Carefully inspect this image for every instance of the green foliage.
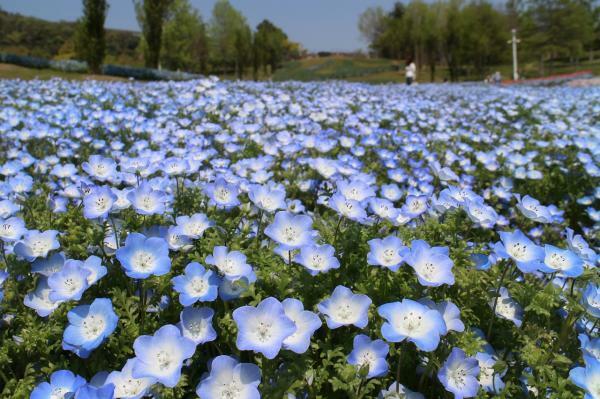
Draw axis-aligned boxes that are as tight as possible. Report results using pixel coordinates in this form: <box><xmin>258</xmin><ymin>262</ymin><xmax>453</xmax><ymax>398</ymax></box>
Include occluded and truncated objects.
<box><xmin>161</xmin><ymin>0</ymin><xmax>208</xmax><ymax>73</ymax></box>
<box><xmin>75</xmin><ymin>0</ymin><xmax>108</xmax><ymax>74</ymax></box>
<box><xmin>134</xmin><ymin>0</ymin><xmax>174</xmax><ymax>68</ymax></box>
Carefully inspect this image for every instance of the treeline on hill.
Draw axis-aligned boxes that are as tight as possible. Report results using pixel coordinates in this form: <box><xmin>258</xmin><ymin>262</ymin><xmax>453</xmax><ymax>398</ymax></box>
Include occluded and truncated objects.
<box><xmin>0</xmin><ymin>9</ymin><xmax>140</xmax><ymax>66</ymax></box>
<box><xmin>360</xmin><ymin>0</ymin><xmax>600</xmax><ymax>81</ymax></box>
<box><xmin>0</xmin><ymin>0</ymin><xmax>302</xmax><ymax>77</ymax></box>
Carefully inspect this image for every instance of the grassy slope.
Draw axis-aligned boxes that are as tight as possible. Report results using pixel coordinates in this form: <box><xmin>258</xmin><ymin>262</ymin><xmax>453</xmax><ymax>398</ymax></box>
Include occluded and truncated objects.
<box><xmin>0</xmin><ymin>63</ymin><xmax>125</xmax><ymax>81</ymax></box>
<box><xmin>273</xmin><ymin>56</ymin><xmax>600</xmax><ymax>84</ymax></box>
<box><xmin>2</xmin><ymin>56</ymin><xmax>599</xmax><ymax>83</ymax></box>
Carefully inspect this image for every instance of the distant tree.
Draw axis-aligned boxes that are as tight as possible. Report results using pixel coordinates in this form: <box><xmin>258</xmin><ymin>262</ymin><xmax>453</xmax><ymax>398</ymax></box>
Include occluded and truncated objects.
<box><xmin>254</xmin><ymin>20</ymin><xmax>288</xmax><ymax>78</ymax></box>
<box><xmin>161</xmin><ymin>0</ymin><xmax>208</xmax><ymax>73</ymax></box>
<box><xmin>134</xmin><ymin>0</ymin><xmax>173</xmax><ymax>68</ymax></box>
<box><xmin>521</xmin><ymin>0</ymin><xmax>595</xmax><ymax>74</ymax></box>
<box><xmin>75</xmin><ymin>0</ymin><xmax>108</xmax><ymax>73</ymax></box>
<box><xmin>208</xmin><ymin>0</ymin><xmax>250</xmax><ymax>74</ymax></box>
<box><xmin>358</xmin><ymin>7</ymin><xmax>386</xmax><ymax>46</ymax></box>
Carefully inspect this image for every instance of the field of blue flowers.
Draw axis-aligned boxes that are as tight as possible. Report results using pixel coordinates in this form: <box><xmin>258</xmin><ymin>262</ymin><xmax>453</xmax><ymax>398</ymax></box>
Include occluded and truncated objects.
<box><xmin>0</xmin><ymin>78</ymin><xmax>598</xmax><ymax>398</ymax></box>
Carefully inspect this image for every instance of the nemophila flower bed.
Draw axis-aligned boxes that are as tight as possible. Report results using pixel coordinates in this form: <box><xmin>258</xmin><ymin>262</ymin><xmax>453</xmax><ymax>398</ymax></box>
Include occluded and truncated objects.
<box><xmin>0</xmin><ymin>78</ymin><xmax>598</xmax><ymax>399</ymax></box>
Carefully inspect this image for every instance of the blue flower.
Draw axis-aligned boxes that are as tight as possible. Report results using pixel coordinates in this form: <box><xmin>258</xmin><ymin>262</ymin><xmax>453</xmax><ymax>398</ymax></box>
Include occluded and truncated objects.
<box><xmin>127</xmin><ymin>182</ymin><xmax>168</xmax><ymax>215</ymax></box>
<box><xmin>378</xmin><ymin>382</ymin><xmax>424</xmax><ymax>398</ymax></box>
<box><xmin>132</xmin><ymin>324</ymin><xmax>196</xmax><ymax>388</ymax></box>
<box><xmin>569</xmin><ymin>356</ymin><xmax>600</xmax><ymax>399</ymax></box>
<box><xmin>578</xmin><ymin>333</ymin><xmax>600</xmax><ymax>361</ymax></box>
<box><xmin>24</xmin><ymin>278</ymin><xmax>62</xmax><ymax>317</ymax></box>
<box><xmin>48</xmin><ymin>261</ymin><xmax>91</xmax><ymax>302</ymax></box>
<box><xmin>317</xmin><ymin>285</ymin><xmax>371</xmax><ymax>329</ymax></box>
<box><xmin>367</xmin><ymin>235</ymin><xmax>408</xmax><ymax>272</ymax></box>
<box><xmin>30</xmin><ymin>369</ymin><xmax>86</xmax><ymax>399</ymax></box>
<box><xmin>175</xmin><ymin>213</ymin><xmax>214</xmax><ymax>239</ymax></box>
<box><xmin>233</xmin><ymin>297</ymin><xmax>296</xmax><ymax>359</ymax></box>
<box><xmin>83</xmin><ymin>186</ymin><xmax>117</xmax><ymax>219</ymax></box>
<box><xmin>565</xmin><ymin>228</ymin><xmax>596</xmax><ymax>261</ymax></box>
<box><xmin>205</xmin><ymin>246</ymin><xmax>255</xmax><ymax>282</ymax></box>
<box><xmin>219</xmin><ymin>276</ymin><xmax>255</xmax><ymax>301</ymax></box>
<box><xmin>540</xmin><ymin>244</ymin><xmax>583</xmax><ymax>278</ymax></box>
<box><xmin>401</xmin><ymin>195</ymin><xmax>428</xmax><ymax>219</ymax></box>
<box><xmin>0</xmin><ymin>216</ymin><xmax>26</xmax><ymax>242</ymax></box>
<box><xmin>74</xmin><ymin>383</ymin><xmax>115</xmax><ymax>399</ymax></box>
<box><xmin>378</xmin><ymin>299</ymin><xmax>446</xmax><ymax>351</ymax></box>
<box><xmin>294</xmin><ymin>243</ymin><xmax>339</xmax><ymax>275</ymax></box>
<box><xmin>171</xmin><ymin>262</ymin><xmax>220</xmax><ymax>306</ymax></box>
<box><xmin>116</xmin><ymin>233</ymin><xmax>171</xmax><ymax>279</ymax></box>
<box><xmin>178</xmin><ymin>306</ymin><xmax>217</xmax><ymax>345</ymax></box>
<box><xmin>419</xmin><ymin>298</ymin><xmax>465</xmax><ymax>334</ymax></box>
<box><xmin>328</xmin><ymin>192</ymin><xmax>368</xmax><ymax>223</ymax></box>
<box><xmin>464</xmin><ymin>199</ymin><xmax>498</xmax><ymax>229</ymax></box>
<box><xmin>14</xmin><ymin>229</ymin><xmax>60</xmax><ymax>261</ymax></box>
<box><xmin>582</xmin><ymin>283</ymin><xmax>600</xmax><ymax>319</ymax></box>
<box><xmin>438</xmin><ymin>347</ymin><xmax>480</xmax><ymax>399</ymax></box>
<box><xmin>62</xmin><ymin>298</ymin><xmax>118</xmax><ymax>358</ymax></box>
<box><xmin>494</xmin><ymin>230</ymin><xmax>544</xmax><ymax>273</ymax></box>
<box><xmin>204</xmin><ymin>177</ymin><xmax>240</xmax><ymax>209</ymax></box>
<box><xmin>264</xmin><ymin>211</ymin><xmax>315</xmax><ymax>250</ymax></box>
<box><xmin>476</xmin><ymin>352</ymin><xmax>505</xmax><ymax>394</ymax></box>
<box><xmin>105</xmin><ymin>358</ymin><xmax>156</xmax><ymax>399</ymax></box>
<box><xmin>282</xmin><ymin>298</ymin><xmax>321</xmax><ymax>353</ymax></box>
<box><xmin>348</xmin><ymin>334</ymin><xmax>389</xmax><ymax>378</ymax></box>
<box><xmin>405</xmin><ymin>240</ymin><xmax>454</xmax><ymax>287</ymax></box>
<box><xmin>248</xmin><ymin>183</ymin><xmax>287</xmax><ymax>213</ymax></box>
<box><xmin>491</xmin><ymin>287</ymin><xmax>523</xmax><ymax>328</ymax></box>
<box><xmin>196</xmin><ymin>355</ymin><xmax>261</xmax><ymax>399</ymax></box>
<box><xmin>82</xmin><ymin>155</ymin><xmax>117</xmax><ymax>182</ymax></box>
<box><xmin>515</xmin><ymin>194</ymin><xmax>553</xmax><ymax>223</ymax></box>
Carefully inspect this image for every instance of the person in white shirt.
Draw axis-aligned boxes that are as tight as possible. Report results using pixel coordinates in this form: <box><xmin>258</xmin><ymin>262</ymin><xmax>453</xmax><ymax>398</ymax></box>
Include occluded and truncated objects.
<box><xmin>405</xmin><ymin>59</ymin><xmax>416</xmax><ymax>85</ymax></box>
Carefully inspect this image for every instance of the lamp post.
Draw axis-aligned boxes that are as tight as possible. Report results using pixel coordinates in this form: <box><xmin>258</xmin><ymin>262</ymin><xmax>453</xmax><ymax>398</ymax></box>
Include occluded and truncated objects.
<box><xmin>508</xmin><ymin>29</ymin><xmax>520</xmax><ymax>81</ymax></box>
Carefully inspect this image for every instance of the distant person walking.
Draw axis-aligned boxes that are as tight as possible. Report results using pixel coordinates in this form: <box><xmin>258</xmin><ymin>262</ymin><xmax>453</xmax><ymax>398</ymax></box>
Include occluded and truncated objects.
<box><xmin>405</xmin><ymin>59</ymin><xmax>416</xmax><ymax>85</ymax></box>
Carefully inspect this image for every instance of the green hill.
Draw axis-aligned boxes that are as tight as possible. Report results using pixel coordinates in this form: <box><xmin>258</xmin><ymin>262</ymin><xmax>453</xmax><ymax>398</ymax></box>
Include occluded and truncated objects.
<box><xmin>273</xmin><ymin>56</ymin><xmax>400</xmax><ymax>83</ymax></box>
<box><xmin>0</xmin><ymin>9</ymin><xmax>141</xmax><ymax>65</ymax></box>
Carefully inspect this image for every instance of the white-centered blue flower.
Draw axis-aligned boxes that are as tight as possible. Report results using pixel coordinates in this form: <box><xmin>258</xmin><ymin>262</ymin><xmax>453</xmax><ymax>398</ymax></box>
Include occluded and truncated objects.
<box><xmin>541</xmin><ymin>244</ymin><xmax>583</xmax><ymax>278</ymax></box>
<box><xmin>106</xmin><ymin>358</ymin><xmax>156</xmax><ymax>399</ymax></box>
<box><xmin>14</xmin><ymin>229</ymin><xmax>60</xmax><ymax>261</ymax></box>
<box><xmin>47</xmin><ymin>261</ymin><xmax>91</xmax><ymax>302</ymax></box>
<box><xmin>30</xmin><ymin>369</ymin><xmax>86</xmax><ymax>399</ymax></box>
<box><xmin>233</xmin><ymin>297</ymin><xmax>296</xmax><ymax>359</ymax></box>
<box><xmin>490</xmin><ymin>287</ymin><xmax>523</xmax><ymax>328</ymax></box>
<box><xmin>62</xmin><ymin>298</ymin><xmax>119</xmax><ymax>358</ymax></box>
<box><xmin>205</xmin><ymin>246</ymin><xmax>255</xmax><ymax>282</ymax></box>
<box><xmin>264</xmin><ymin>211</ymin><xmax>315</xmax><ymax>250</ymax></box>
<box><xmin>493</xmin><ymin>230</ymin><xmax>544</xmax><ymax>273</ymax></box>
<box><xmin>116</xmin><ymin>233</ymin><xmax>171</xmax><ymax>279</ymax></box>
<box><xmin>348</xmin><ymin>334</ymin><xmax>389</xmax><ymax>378</ymax></box>
<box><xmin>172</xmin><ymin>262</ymin><xmax>220</xmax><ymax>306</ymax></box>
<box><xmin>378</xmin><ymin>299</ymin><xmax>446</xmax><ymax>351</ymax></box>
<box><xmin>317</xmin><ymin>285</ymin><xmax>372</xmax><ymax>329</ymax></box>
<box><xmin>282</xmin><ymin>298</ymin><xmax>322</xmax><ymax>354</ymax></box>
<box><xmin>405</xmin><ymin>240</ymin><xmax>454</xmax><ymax>287</ymax></box>
<box><xmin>132</xmin><ymin>324</ymin><xmax>196</xmax><ymax>388</ymax></box>
<box><xmin>438</xmin><ymin>348</ymin><xmax>480</xmax><ymax>399</ymax></box>
<box><xmin>178</xmin><ymin>306</ymin><xmax>217</xmax><ymax>345</ymax></box>
<box><xmin>196</xmin><ymin>355</ymin><xmax>261</xmax><ymax>399</ymax></box>
<box><xmin>294</xmin><ymin>243</ymin><xmax>340</xmax><ymax>275</ymax></box>
<box><xmin>367</xmin><ymin>235</ymin><xmax>408</xmax><ymax>272</ymax></box>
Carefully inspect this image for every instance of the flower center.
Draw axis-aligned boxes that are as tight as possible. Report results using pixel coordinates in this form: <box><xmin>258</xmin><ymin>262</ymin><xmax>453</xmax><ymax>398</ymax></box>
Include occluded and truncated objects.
<box><xmin>156</xmin><ymin>350</ymin><xmax>174</xmax><ymax>370</ymax></box>
<box><xmin>82</xmin><ymin>314</ymin><xmax>106</xmax><ymax>340</ymax></box>
<box><xmin>254</xmin><ymin>320</ymin><xmax>273</xmax><ymax>342</ymax></box>
<box><xmin>189</xmin><ymin>277</ymin><xmax>208</xmax><ymax>296</ymax></box>
<box><xmin>132</xmin><ymin>251</ymin><xmax>155</xmax><ymax>271</ymax></box>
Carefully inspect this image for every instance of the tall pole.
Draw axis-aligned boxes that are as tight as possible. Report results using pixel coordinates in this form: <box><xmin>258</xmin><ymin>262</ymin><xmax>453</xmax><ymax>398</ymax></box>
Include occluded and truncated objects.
<box><xmin>509</xmin><ymin>29</ymin><xmax>520</xmax><ymax>81</ymax></box>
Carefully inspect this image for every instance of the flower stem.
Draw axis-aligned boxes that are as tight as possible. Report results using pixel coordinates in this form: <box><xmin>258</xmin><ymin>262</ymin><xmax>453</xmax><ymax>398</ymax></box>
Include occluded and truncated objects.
<box><xmin>395</xmin><ymin>344</ymin><xmax>402</xmax><ymax>393</ymax></box>
<box><xmin>487</xmin><ymin>262</ymin><xmax>512</xmax><ymax>340</ymax></box>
